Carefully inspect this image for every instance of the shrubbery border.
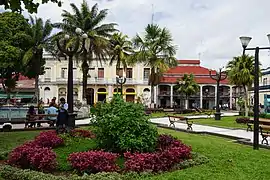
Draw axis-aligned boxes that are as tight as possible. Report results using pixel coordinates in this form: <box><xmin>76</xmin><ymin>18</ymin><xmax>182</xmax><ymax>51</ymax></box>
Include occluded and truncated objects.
<box><xmin>0</xmin><ymin>152</ymin><xmax>208</xmax><ymax>180</ymax></box>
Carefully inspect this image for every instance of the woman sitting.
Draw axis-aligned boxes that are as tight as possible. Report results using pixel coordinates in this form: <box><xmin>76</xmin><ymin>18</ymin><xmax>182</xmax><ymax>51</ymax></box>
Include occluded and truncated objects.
<box><xmin>25</xmin><ymin>106</ymin><xmax>37</xmax><ymax>128</ymax></box>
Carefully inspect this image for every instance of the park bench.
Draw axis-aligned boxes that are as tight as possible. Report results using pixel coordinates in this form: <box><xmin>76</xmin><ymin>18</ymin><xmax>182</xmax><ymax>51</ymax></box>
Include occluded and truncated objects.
<box><xmin>246</xmin><ymin>119</ymin><xmax>270</xmax><ymax>132</ymax></box>
<box><xmin>168</xmin><ymin>115</ymin><xmax>193</xmax><ymax>131</ymax></box>
<box><xmin>25</xmin><ymin>114</ymin><xmax>57</xmax><ymax>128</ymax></box>
<box><xmin>260</xmin><ymin>125</ymin><xmax>270</xmax><ymax>145</ymax></box>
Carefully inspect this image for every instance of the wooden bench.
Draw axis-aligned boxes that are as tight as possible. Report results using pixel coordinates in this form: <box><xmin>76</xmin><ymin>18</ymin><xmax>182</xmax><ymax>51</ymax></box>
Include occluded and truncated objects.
<box><xmin>25</xmin><ymin>114</ymin><xmax>57</xmax><ymax>128</ymax></box>
<box><xmin>247</xmin><ymin>119</ymin><xmax>270</xmax><ymax>132</ymax></box>
<box><xmin>168</xmin><ymin>115</ymin><xmax>193</xmax><ymax>131</ymax></box>
<box><xmin>260</xmin><ymin>125</ymin><xmax>270</xmax><ymax>145</ymax></box>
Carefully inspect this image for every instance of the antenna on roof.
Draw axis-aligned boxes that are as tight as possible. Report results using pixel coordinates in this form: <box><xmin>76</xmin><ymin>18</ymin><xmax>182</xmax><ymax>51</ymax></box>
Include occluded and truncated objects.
<box><xmin>198</xmin><ymin>52</ymin><xmax>201</xmax><ymax>60</ymax></box>
<box><xmin>151</xmin><ymin>4</ymin><xmax>154</xmax><ymax>24</ymax></box>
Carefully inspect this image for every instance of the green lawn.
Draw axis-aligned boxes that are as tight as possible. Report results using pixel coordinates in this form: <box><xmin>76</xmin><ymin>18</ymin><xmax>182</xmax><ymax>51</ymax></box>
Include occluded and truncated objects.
<box><xmin>1</xmin><ymin>129</ymin><xmax>270</xmax><ymax>179</ymax></box>
<box><xmin>191</xmin><ymin>116</ymin><xmax>247</xmax><ymax>129</ymax></box>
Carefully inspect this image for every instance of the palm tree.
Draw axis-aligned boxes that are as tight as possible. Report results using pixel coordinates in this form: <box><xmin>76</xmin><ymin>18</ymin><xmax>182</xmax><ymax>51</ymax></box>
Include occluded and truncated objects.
<box><xmin>54</xmin><ymin>1</ymin><xmax>117</xmax><ymax>99</ymax></box>
<box><xmin>226</xmin><ymin>54</ymin><xmax>260</xmax><ymax>117</ymax></box>
<box><xmin>133</xmin><ymin>24</ymin><xmax>177</xmax><ymax>106</ymax></box>
<box><xmin>22</xmin><ymin>16</ymin><xmax>53</xmax><ymax>102</ymax></box>
<box><xmin>109</xmin><ymin>32</ymin><xmax>133</xmax><ymax>76</ymax></box>
<box><xmin>175</xmin><ymin>74</ymin><xmax>200</xmax><ymax>109</ymax></box>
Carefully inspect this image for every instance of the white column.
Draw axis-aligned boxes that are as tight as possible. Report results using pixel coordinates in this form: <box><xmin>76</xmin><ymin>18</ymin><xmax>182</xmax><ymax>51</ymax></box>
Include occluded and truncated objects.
<box><xmin>170</xmin><ymin>85</ymin><xmax>173</xmax><ymax>108</ymax></box>
<box><xmin>230</xmin><ymin>86</ymin><xmax>233</xmax><ymax>109</ymax></box>
<box><xmin>200</xmin><ymin>85</ymin><xmax>203</xmax><ymax>108</ymax></box>
<box><xmin>154</xmin><ymin>86</ymin><xmax>157</xmax><ymax>105</ymax></box>
<box><xmin>108</xmin><ymin>85</ymin><xmax>113</xmax><ymax>99</ymax></box>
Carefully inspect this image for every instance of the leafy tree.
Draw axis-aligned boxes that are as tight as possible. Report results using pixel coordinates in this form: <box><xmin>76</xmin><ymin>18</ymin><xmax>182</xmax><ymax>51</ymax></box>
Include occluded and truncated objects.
<box><xmin>0</xmin><ymin>12</ymin><xmax>32</xmax><ymax>98</ymax></box>
<box><xmin>54</xmin><ymin>1</ymin><xmax>117</xmax><ymax>99</ymax></box>
<box><xmin>133</xmin><ymin>24</ymin><xmax>177</xmax><ymax>106</ymax></box>
<box><xmin>0</xmin><ymin>0</ymin><xmax>61</xmax><ymax>13</ymax></box>
<box><xmin>175</xmin><ymin>74</ymin><xmax>200</xmax><ymax>109</ymax></box>
<box><xmin>109</xmin><ymin>32</ymin><xmax>133</xmax><ymax>75</ymax></box>
<box><xmin>22</xmin><ymin>16</ymin><xmax>54</xmax><ymax>101</ymax></box>
<box><xmin>226</xmin><ymin>54</ymin><xmax>261</xmax><ymax>117</ymax></box>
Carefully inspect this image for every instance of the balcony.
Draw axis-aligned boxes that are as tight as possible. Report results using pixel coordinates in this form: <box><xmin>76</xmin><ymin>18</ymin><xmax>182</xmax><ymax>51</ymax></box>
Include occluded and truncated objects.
<box><xmin>87</xmin><ymin>78</ymin><xmax>108</xmax><ymax>84</ymax></box>
<box><xmin>44</xmin><ymin>78</ymin><xmax>51</xmax><ymax>82</ymax></box>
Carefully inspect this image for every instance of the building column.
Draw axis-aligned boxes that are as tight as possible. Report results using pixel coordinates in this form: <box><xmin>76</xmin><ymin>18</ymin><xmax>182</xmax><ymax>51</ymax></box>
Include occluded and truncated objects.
<box><xmin>200</xmin><ymin>85</ymin><xmax>203</xmax><ymax>108</ymax></box>
<box><xmin>154</xmin><ymin>86</ymin><xmax>157</xmax><ymax>106</ymax></box>
<box><xmin>230</xmin><ymin>86</ymin><xmax>233</xmax><ymax>109</ymax></box>
<box><xmin>170</xmin><ymin>84</ymin><xmax>173</xmax><ymax>108</ymax></box>
<box><xmin>108</xmin><ymin>85</ymin><xmax>113</xmax><ymax>99</ymax></box>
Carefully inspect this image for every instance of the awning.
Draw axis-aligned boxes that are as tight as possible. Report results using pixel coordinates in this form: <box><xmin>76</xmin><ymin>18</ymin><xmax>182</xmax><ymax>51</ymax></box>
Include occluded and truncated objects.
<box><xmin>0</xmin><ymin>93</ymin><xmax>34</xmax><ymax>99</ymax></box>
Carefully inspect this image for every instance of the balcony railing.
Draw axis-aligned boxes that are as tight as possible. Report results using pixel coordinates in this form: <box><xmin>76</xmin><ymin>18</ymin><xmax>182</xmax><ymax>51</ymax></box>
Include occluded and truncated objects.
<box><xmin>44</xmin><ymin>78</ymin><xmax>51</xmax><ymax>82</ymax></box>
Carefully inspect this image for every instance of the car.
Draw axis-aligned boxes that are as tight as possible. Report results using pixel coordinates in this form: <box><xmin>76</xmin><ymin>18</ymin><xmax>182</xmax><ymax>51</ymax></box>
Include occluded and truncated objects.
<box><xmin>0</xmin><ymin>123</ymin><xmax>12</xmax><ymax>132</ymax></box>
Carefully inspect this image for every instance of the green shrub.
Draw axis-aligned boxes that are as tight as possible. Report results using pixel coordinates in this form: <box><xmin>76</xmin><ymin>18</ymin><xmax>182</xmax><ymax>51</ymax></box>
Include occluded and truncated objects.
<box><xmin>0</xmin><ymin>151</ymin><xmax>9</xmax><ymax>160</ymax></box>
<box><xmin>0</xmin><ymin>165</ymin><xmax>151</xmax><ymax>180</ymax></box>
<box><xmin>91</xmin><ymin>96</ymin><xmax>158</xmax><ymax>153</ymax></box>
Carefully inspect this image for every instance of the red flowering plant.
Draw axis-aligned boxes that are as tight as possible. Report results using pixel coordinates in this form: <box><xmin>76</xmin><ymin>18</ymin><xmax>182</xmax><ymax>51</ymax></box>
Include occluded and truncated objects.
<box><xmin>124</xmin><ymin>134</ymin><xmax>192</xmax><ymax>172</ymax></box>
<box><xmin>34</xmin><ymin>130</ymin><xmax>64</xmax><ymax>148</ymax></box>
<box><xmin>68</xmin><ymin>150</ymin><xmax>119</xmax><ymax>174</ymax></box>
<box><xmin>70</xmin><ymin>129</ymin><xmax>96</xmax><ymax>138</ymax></box>
<box><xmin>7</xmin><ymin>141</ymin><xmax>57</xmax><ymax>172</ymax></box>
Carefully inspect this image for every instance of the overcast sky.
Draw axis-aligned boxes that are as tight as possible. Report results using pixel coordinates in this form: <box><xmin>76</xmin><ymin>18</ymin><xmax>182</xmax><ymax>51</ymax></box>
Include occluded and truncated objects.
<box><xmin>2</xmin><ymin>0</ymin><xmax>270</xmax><ymax>69</ymax></box>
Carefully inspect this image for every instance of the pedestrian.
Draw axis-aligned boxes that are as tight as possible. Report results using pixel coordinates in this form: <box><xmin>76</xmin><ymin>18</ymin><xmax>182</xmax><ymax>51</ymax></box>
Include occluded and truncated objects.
<box><xmin>56</xmin><ymin>98</ymin><xmax>69</xmax><ymax>134</ymax></box>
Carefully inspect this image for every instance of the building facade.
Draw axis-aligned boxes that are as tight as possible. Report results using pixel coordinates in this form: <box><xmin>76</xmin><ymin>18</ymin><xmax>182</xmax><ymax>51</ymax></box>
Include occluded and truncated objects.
<box><xmin>39</xmin><ymin>53</ymin><xmax>152</xmax><ymax>105</ymax></box>
<box><xmin>249</xmin><ymin>67</ymin><xmax>270</xmax><ymax>113</ymax></box>
<box><xmin>39</xmin><ymin>55</ymin><xmax>242</xmax><ymax>109</ymax></box>
<box><xmin>157</xmin><ymin>60</ymin><xmax>242</xmax><ymax>109</ymax></box>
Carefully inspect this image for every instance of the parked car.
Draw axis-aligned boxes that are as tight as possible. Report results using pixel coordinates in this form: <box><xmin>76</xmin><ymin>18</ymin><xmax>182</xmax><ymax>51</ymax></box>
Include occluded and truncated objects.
<box><xmin>0</xmin><ymin>123</ymin><xmax>12</xmax><ymax>131</ymax></box>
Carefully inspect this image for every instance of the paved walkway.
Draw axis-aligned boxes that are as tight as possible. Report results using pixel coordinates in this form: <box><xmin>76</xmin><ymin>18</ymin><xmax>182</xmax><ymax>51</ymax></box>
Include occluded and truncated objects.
<box><xmin>150</xmin><ymin>117</ymin><xmax>267</xmax><ymax>146</ymax></box>
<box><xmin>185</xmin><ymin>112</ymin><xmax>239</xmax><ymax>119</ymax></box>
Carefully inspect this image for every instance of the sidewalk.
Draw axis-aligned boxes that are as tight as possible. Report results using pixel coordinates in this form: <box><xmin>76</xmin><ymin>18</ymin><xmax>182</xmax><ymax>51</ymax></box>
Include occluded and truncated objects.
<box><xmin>150</xmin><ymin>117</ymin><xmax>268</xmax><ymax>146</ymax></box>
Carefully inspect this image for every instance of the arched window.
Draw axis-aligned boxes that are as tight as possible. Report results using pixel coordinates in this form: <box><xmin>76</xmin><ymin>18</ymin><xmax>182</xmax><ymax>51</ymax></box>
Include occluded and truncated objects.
<box><xmin>44</xmin><ymin>87</ymin><xmax>50</xmax><ymax>91</ymax></box>
<box><xmin>143</xmin><ymin>88</ymin><xmax>150</xmax><ymax>92</ymax></box>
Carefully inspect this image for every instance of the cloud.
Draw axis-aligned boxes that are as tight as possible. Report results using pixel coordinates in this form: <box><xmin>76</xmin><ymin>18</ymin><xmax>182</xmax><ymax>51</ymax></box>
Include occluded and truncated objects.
<box><xmin>4</xmin><ymin>0</ymin><xmax>270</xmax><ymax>69</ymax></box>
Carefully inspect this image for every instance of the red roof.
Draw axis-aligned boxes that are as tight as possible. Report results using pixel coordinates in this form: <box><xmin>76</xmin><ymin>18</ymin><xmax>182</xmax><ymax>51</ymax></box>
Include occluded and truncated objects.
<box><xmin>161</xmin><ymin>60</ymin><xmax>229</xmax><ymax>84</ymax></box>
<box><xmin>177</xmin><ymin>60</ymin><xmax>200</xmax><ymax>64</ymax></box>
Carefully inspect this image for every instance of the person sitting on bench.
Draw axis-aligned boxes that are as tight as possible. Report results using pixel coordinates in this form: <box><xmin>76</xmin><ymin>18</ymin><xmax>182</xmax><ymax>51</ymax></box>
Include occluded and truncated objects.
<box><xmin>25</xmin><ymin>106</ymin><xmax>37</xmax><ymax>128</ymax></box>
<box><xmin>47</xmin><ymin>102</ymin><xmax>58</xmax><ymax>127</ymax></box>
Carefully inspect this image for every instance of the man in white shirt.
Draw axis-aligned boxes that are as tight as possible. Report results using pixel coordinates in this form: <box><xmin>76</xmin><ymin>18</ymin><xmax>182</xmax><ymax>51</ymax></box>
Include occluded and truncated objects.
<box><xmin>56</xmin><ymin>98</ymin><xmax>69</xmax><ymax>134</ymax></box>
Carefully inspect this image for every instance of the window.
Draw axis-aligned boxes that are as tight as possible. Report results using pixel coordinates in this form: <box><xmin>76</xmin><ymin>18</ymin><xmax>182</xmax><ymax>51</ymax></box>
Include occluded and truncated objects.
<box><xmin>126</xmin><ymin>68</ymin><xmax>132</xmax><ymax>78</ymax></box>
<box><xmin>45</xmin><ymin>67</ymin><xmax>51</xmax><ymax>78</ymax></box>
<box><xmin>263</xmin><ymin>78</ymin><xmax>268</xmax><ymax>86</ymax></box>
<box><xmin>61</xmin><ymin>68</ymin><xmax>67</xmax><ymax>79</ymax></box>
<box><xmin>143</xmin><ymin>68</ymin><xmax>150</xmax><ymax>79</ymax></box>
<box><xmin>98</xmin><ymin>68</ymin><xmax>104</xmax><ymax>78</ymax></box>
<box><xmin>116</xmin><ymin>68</ymin><xmax>123</xmax><ymax>77</ymax></box>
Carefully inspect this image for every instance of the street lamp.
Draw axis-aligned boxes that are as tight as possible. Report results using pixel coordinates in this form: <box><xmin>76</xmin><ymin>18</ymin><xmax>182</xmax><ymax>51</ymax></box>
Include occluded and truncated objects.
<box><xmin>209</xmin><ymin>68</ymin><xmax>227</xmax><ymax>120</ymax></box>
<box><xmin>56</xmin><ymin>28</ymin><xmax>88</xmax><ymax>129</ymax></box>
<box><xmin>116</xmin><ymin>75</ymin><xmax>126</xmax><ymax>96</ymax></box>
<box><xmin>239</xmin><ymin>35</ymin><xmax>270</xmax><ymax>150</ymax></box>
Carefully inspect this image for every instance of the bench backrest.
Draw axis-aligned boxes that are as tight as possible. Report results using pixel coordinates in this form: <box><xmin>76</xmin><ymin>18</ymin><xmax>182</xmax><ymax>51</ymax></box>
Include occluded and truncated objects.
<box><xmin>168</xmin><ymin>116</ymin><xmax>187</xmax><ymax>121</ymax></box>
<box><xmin>260</xmin><ymin>125</ymin><xmax>270</xmax><ymax>133</ymax></box>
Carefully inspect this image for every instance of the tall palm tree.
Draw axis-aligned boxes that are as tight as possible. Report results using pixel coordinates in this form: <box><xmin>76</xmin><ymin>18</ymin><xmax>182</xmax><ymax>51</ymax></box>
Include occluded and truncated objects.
<box><xmin>109</xmin><ymin>32</ymin><xmax>133</xmax><ymax>76</ymax></box>
<box><xmin>175</xmin><ymin>74</ymin><xmax>200</xmax><ymax>109</ymax></box>
<box><xmin>133</xmin><ymin>24</ymin><xmax>177</xmax><ymax>106</ymax></box>
<box><xmin>54</xmin><ymin>1</ymin><xmax>117</xmax><ymax>99</ymax></box>
<box><xmin>226</xmin><ymin>54</ymin><xmax>260</xmax><ymax>117</ymax></box>
<box><xmin>22</xmin><ymin>16</ymin><xmax>53</xmax><ymax>102</ymax></box>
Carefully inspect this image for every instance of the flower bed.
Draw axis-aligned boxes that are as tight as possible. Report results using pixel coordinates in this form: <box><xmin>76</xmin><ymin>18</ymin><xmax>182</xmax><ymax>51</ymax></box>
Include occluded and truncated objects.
<box><xmin>235</xmin><ymin>117</ymin><xmax>250</xmax><ymax>124</ymax></box>
<box><xmin>6</xmin><ymin>130</ymin><xmax>198</xmax><ymax>176</ymax></box>
<box><xmin>124</xmin><ymin>134</ymin><xmax>192</xmax><ymax>172</ymax></box>
<box><xmin>68</xmin><ymin>150</ymin><xmax>119</xmax><ymax>174</ymax></box>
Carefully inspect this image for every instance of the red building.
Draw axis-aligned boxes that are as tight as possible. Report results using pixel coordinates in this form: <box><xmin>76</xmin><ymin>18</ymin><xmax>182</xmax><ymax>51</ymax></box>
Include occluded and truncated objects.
<box><xmin>157</xmin><ymin>60</ymin><xmax>241</xmax><ymax>109</ymax></box>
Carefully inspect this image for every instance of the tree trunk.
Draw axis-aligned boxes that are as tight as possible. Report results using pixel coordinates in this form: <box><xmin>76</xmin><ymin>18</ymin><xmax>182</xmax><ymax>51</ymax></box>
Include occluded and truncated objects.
<box><xmin>243</xmin><ymin>85</ymin><xmax>249</xmax><ymax>117</ymax></box>
<box><xmin>151</xmin><ymin>85</ymin><xmax>155</xmax><ymax>107</ymax></box>
<box><xmin>35</xmin><ymin>75</ymin><xmax>39</xmax><ymax>104</ymax></box>
<box><xmin>82</xmin><ymin>61</ymin><xmax>89</xmax><ymax>100</ymax></box>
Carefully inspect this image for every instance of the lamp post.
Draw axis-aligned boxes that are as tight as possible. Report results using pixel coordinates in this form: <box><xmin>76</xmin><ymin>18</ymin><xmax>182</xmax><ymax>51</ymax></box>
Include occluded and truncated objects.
<box><xmin>209</xmin><ymin>68</ymin><xmax>227</xmax><ymax>120</ymax></box>
<box><xmin>239</xmin><ymin>35</ymin><xmax>270</xmax><ymax>150</ymax></box>
<box><xmin>56</xmin><ymin>28</ymin><xmax>88</xmax><ymax>129</ymax></box>
<box><xmin>116</xmin><ymin>76</ymin><xmax>126</xmax><ymax>96</ymax></box>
